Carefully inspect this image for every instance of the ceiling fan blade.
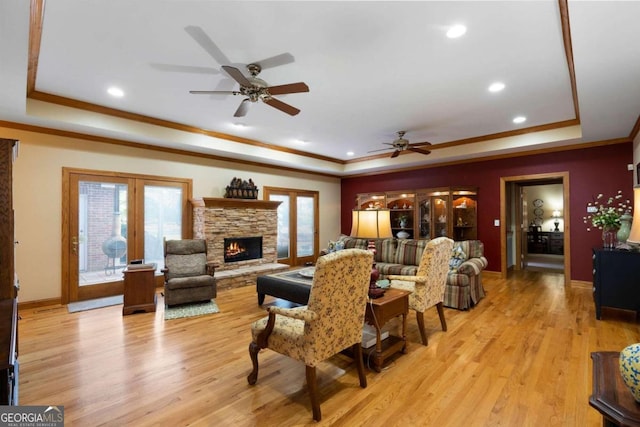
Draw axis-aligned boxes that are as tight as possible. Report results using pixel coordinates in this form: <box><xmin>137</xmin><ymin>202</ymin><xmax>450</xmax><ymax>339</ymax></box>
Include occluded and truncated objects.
<box><xmin>234</xmin><ymin>99</ymin><xmax>251</xmax><ymax>117</ymax></box>
<box><xmin>409</xmin><ymin>147</ymin><xmax>432</xmax><ymax>155</ymax></box>
<box><xmin>150</xmin><ymin>63</ymin><xmax>220</xmax><ymax>75</ymax></box>
<box><xmin>391</xmin><ymin>150</ymin><xmax>401</xmax><ymax>158</ymax></box>
<box><xmin>263</xmin><ymin>97</ymin><xmax>301</xmax><ymax>116</ymax></box>
<box><xmin>184</xmin><ymin>25</ymin><xmax>231</xmax><ymax>65</ymax></box>
<box><xmin>222</xmin><ymin>65</ymin><xmax>252</xmax><ymax>87</ymax></box>
<box><xmin>410</xmin><ymin>141</ymin><xmax>433</xmax><ymax>147</ymax></box>
<box><xmin>367</xmin><ymin>147</ymin><xmax>394</xmax><ymax>153</ymax></box>
<box><xmin>189</xmin><ymin>90</ymin><xmax>240</xmax><ymax>95</ymax></box>
<box><xmin>267</xmin><ymin>82</ymin><xmax>309</xmax><ymax>96</ymax></box>
<box><xmin>252</xmin><ymin>53</ymin><xmax>295</xmax><ymax>70</ymax></box>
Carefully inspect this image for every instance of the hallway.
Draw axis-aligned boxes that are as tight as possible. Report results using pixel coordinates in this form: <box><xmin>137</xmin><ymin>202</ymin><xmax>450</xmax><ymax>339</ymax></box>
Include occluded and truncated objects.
<box><xmin>525</xmin><ymin>253</ymin><xmax>564</xmax><ymax>273</ymax></box>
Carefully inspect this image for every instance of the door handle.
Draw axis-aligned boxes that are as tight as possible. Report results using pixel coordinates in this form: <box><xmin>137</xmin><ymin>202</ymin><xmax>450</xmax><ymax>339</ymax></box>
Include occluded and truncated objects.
<box><xmin>72</xmin><ymin>237</ymin><xmax>78</xmax><ymax>255</ymax></box>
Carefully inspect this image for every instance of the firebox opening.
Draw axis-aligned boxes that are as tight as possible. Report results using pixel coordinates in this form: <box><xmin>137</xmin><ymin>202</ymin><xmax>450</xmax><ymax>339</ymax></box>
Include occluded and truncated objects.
<box><xmin>224</xmin><ymin>236</ymin><xmax>263</xmax><ymax>263</ymax></box>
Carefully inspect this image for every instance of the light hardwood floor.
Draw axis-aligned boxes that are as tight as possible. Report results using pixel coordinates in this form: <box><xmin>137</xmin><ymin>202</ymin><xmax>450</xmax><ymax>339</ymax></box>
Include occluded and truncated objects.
<box><xmin>18</xmin><ymin>270</ymin><xmax>640</xmax><ymax>426</ymax></box>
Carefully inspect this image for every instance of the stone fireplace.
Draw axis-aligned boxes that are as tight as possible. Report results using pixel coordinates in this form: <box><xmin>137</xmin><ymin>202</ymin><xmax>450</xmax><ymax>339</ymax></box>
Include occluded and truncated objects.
<box><xmin>191</xmin><ymin>198</ymin><xmax>288</xmax><ymax>289</ymax></box>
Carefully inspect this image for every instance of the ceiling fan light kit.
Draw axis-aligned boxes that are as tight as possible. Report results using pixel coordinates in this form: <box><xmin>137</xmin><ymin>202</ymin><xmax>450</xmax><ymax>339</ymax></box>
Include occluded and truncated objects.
<box><xmin>369</xmin><ymin>131</ymin><xmax>432</xmax><ymax>158</ymax></box>
<box><xmin>189</xmin><ymin>63</ymin><xmax>309</xmax><ymax>117</ymax></box>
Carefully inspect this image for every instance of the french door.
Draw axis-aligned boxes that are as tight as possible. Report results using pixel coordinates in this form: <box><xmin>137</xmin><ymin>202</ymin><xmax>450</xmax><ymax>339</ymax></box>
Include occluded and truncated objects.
<box><xmin>264</xmin><ymin>187</ymin><xmax>319</xmax><ymax>266</ymax></box>
<box><xmin>62</xmin><ymin>169</ymin><xmax>191</xmax><ymax>303</ymax></box>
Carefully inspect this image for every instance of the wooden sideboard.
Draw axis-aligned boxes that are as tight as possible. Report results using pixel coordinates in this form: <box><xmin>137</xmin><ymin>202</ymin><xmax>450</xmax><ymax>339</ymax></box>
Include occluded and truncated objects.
<box><xmin>527</xmin><ymin>231</ymin><xmax>564</xmax><ymax>255</ymax></box>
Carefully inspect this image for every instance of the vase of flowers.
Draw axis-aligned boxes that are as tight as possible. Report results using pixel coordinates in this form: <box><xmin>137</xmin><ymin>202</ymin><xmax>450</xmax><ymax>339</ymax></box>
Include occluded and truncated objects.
<box><xmin>602</xmin><ymin>226</ymin><xmax>618</xmax><ymax>249</ymax></box>
<box><xmin>584</xmin><ymin>190</ymin><xmax>633</xmax><ymax>249</ymax></box>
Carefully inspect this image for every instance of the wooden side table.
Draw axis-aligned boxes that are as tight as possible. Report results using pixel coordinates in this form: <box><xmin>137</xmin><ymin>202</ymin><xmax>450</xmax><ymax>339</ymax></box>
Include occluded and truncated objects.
<box><xmin>590</xmin><ymin>351</ymin><xmax>640</xmax><ymax>427</ymax></box>
<box><xmin>363</xmin><ymin>288</ymin><xmax>410</xmax><ymax>372</ymax></box>
<box><xmin>122</xmin><ymin>264</ymin><xmax>157</xmax><ymax>315</ymax></box>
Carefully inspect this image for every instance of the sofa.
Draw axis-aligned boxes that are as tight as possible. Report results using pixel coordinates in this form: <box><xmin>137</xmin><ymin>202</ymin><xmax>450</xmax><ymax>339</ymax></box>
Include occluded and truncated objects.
<box><xmin>333</xmin><ymin>235</ymin><xmax>488</xmax><ymax>310</ymax></box>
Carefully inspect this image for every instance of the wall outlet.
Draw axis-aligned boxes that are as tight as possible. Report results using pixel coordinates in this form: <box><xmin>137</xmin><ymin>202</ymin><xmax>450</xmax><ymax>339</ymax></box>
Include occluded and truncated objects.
<box><xmin>628</xmin><ymin>163</ymin><xmax>634</xmax><ymax>171</ymax></box>
<box><xmin>494</xmin><ymin>219</ymin><xmax>500</xmax><ymax>226</ymax></box>
<box><xmin>587</xmin><ymin>206</ymin><xmax>598</xmax><ymax>213</ymax></box>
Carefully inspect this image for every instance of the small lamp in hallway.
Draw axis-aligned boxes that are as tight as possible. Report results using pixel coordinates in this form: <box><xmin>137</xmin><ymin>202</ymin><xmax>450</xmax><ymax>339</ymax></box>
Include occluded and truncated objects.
<box><xmin>552</xmin><ymin>210</ymin><xmax>562</xmax><ymax>232</ymax></box>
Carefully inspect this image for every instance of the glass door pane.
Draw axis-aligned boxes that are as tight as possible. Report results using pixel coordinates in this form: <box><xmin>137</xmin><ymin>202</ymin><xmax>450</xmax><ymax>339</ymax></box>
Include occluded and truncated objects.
<box><xmin>78</xmin><ymin>181</ymin><xmax>128</xmax><ymax>286</ymax></box>
<box><xmin>144</xmin><ymin>185</ymin><xmax>183</xmax><ymax>273</ymax></box>
<box><xmin>270</xmin><ymin>194</ymin><xmax>291</xmax><ymax>259</ymax></box>
<box><xmin>296</xmin><ymin>196</ymin><xmax>314</xmax><ymax>257</ymax></box>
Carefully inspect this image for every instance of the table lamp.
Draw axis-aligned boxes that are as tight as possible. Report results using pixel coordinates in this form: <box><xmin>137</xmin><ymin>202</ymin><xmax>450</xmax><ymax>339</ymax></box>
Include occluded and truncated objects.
<box><xmin>552</xmin><ymin>210</ymin><xmax>562</xmax><ymax>232</ymax></box>
<box><xmin>350</xmin><ymin>209</ymin><xmax>393</xmax><ymax>298</ymax></box>
<box><xmin>626</xmin><ymin>186</ymin><xmax>640</xmax><ymax>250</ymax></box>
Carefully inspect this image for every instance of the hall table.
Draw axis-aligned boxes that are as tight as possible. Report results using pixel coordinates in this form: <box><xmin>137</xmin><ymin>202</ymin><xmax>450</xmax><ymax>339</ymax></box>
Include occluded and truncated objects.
<box><xmin>590</xmin><ymin>351</ymin><xmax>640</xmax><ymax>427</ymax></box>
<box><xmin>122</xmin><ymin>264</ymin><xmax>157</xmax><ymax>315</ymax></box>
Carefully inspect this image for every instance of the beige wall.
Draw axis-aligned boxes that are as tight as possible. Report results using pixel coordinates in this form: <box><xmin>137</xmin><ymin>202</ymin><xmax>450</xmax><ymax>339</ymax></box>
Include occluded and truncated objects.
<box><xmin>524</xmin><ymin>184</ymin><xmax>564</xmax><ymax>232</ymax></box>
<box><xmin>2</xmin><ymin>127</ymin><xmax>341</xmax><ymax>303</ymax></box>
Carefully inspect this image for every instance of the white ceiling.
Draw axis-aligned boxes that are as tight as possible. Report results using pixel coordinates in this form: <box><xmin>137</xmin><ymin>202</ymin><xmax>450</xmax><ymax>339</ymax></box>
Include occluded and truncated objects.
<box><xmin>1</xmin><ymin>1</ymin><xmax>639</xmax><ymax>176</ymax></box>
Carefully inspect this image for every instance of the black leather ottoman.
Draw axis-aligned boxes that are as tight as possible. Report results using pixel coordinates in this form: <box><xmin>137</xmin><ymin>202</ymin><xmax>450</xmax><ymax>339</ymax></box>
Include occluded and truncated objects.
<box><xmin>256</xmin><ymin>270</ymin><xmax>313</xmax><ymax>305</ymax></box>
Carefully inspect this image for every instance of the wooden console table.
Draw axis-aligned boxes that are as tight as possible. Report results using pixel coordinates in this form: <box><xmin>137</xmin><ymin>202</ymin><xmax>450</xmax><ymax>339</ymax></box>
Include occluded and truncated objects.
<box><xmin>122</xmin><ymin>264</ymin><xmax>157</xmax><ymax>315</ymax></box>
<box><xmin>590</xmin><ymin>351</ymin><xmax>640</xmax><ymax>426</ymax></box>
<box><xmin>363</xmin><ymin>288</ymin><xmax>410</xmax><ymax>372</ymax></box>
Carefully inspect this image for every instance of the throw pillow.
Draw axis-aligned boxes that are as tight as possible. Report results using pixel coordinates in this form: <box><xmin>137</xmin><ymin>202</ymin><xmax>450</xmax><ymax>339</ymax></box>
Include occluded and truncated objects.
<box><xmin>338</xmin><ymin>235</ymin><xmax>368</xmax><ymax>250</ymax></box>
<box><xmin>449</xmin><ymin>245</ymin><xmax>467</xmax><ymax>272</ymax></box>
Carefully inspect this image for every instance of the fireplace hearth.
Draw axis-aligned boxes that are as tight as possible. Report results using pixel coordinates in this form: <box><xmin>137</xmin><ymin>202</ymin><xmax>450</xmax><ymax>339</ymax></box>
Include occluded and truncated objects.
<box><xmin>224</xmin><ymin>236</ymin><xmax>263</xmax><ymax>263</ymax></box>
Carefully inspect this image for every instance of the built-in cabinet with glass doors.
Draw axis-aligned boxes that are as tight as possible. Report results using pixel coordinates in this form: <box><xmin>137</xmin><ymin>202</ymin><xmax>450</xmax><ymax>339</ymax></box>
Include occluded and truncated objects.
<box><xmin>356</xmin><ymin>187</ymin><xmax>477</xmax><ymax>240</ymax></box>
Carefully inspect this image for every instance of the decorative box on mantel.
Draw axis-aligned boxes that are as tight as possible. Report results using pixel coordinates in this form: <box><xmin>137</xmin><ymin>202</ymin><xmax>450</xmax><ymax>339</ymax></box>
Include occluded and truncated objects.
<box><xmin>190</xmin><ymin>197</ymin><xmax>282</xmax><ymax>273</ymax></box>
<box><xmin>224</xmin><ymin>177</ymin><xmax>259</xmax><ymax>199</ymax></box>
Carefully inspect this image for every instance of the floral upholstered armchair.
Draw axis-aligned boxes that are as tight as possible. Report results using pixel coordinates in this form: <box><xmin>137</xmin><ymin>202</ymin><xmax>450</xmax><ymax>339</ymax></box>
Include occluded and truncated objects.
<box><xmin>388</xmin><ymin>237</ymin><xmax>454</xmax><ymax>346</ymax></box>
<box><xmin>247</xmin><ymin>248</ymin><xmax>373</xmax><ymax>421</ymax></box>
<box><xmin>162</xmin><ymin>238</ymin><xmax>217</xmax><ymax>306</ymax></box>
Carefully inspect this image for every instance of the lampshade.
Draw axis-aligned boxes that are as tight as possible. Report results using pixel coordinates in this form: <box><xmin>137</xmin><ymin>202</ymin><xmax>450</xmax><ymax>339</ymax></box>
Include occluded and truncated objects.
<box><xmin>350</xmin><ymin>209</ymin><xmax>393</xmax><ymax>239</ymax></box>
<box><xmin>552</xmin><ymin>210</ymin><xmax>561</xmax><ymax>218</ymax></box>
<box><xmin>626</xmin><ymin>186</ymin><xmax>640</xmax><ymax>246</ymax></box>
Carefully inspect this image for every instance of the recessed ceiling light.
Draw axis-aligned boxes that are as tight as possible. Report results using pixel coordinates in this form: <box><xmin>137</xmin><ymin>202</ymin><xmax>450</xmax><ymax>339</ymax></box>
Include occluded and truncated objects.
<box><xmin>513</xmin><ymin>116</ymin><xmax>526</xmax><ymax>124</ymax></box>
<box><xmin>488</xmin><ymin>82</ymin><xmax>505</xmax><ymax>92</ymax></box>
<box><xmin>347</xmin><ymin>151</ymin><xmax>354</xmax><ymax>157</ymax></box>
<box><xmin>107</xmin><ymin>87</ymin><xmax>124</xmax><ymax>97</ymax></box>
<box><xmin>231</xmin><ymin>122</ymin><xmax>247</xmax><ymax>129</ymax></box>
<box><xmin>295</xmin><ymin>139</ymin><xmax>309</xmax><ymax>145</ymax></box>
<box><xmin>447</xmin><ymin>24</ymin><xmax>467</xmax><ymax>39</ymax></box>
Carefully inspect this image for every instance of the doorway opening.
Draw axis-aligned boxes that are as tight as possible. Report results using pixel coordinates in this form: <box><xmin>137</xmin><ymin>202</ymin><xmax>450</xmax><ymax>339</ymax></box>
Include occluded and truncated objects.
<box><xmin>500</xmin><ymin>172</ymin><xmax>570</xmax><ymax>285</ymax></box>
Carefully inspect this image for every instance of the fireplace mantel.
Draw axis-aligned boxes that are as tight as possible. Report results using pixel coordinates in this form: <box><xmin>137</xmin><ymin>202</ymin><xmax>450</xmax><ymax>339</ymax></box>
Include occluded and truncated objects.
<box><xmin>191</xmin><ymin>197</ymin><xmax>281</xmax><ymax>210</ymax></box>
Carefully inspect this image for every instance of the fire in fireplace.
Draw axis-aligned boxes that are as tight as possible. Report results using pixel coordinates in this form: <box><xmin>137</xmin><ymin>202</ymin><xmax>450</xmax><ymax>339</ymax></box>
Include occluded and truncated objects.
<box><xmin>224</xmin><ymin>236</ymin><xmax>263</xmax><ymax>263</ymax></box>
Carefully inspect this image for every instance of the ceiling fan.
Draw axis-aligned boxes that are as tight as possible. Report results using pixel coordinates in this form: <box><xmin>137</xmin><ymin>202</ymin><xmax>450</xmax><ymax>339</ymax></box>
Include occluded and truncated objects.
<box><xmin>189</xmin><ymin>63</ymin><xmax>309</xmax><ymax>117</ymax></box>
<box><xmin>369</xmin><ymin>131</ymin><xmax>432</xmax><ymax>158</ymax></box>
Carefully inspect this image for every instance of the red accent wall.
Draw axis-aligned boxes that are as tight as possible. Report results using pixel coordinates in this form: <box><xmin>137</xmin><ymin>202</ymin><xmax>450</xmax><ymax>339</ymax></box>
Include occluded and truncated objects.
<box><xmin>341</xmin><ymin>142</ymin><xmax>634</xmax><ymax>282</ymax></box>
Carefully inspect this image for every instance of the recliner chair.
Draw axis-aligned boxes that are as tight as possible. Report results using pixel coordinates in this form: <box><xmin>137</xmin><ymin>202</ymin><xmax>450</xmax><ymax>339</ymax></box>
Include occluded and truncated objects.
<box><xmin>162</xmin><ymin>238</ymin><xmax>217</xmax><ymax>306</ymax></box>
